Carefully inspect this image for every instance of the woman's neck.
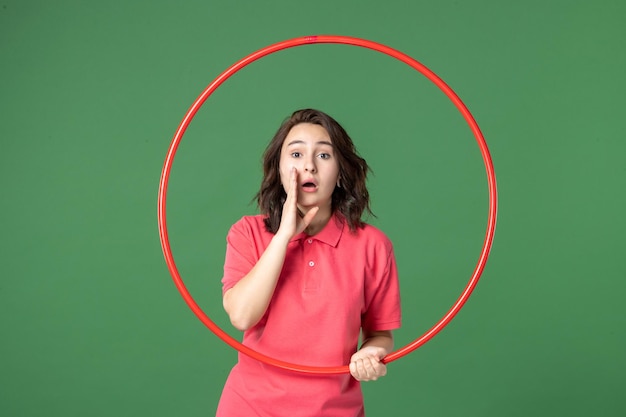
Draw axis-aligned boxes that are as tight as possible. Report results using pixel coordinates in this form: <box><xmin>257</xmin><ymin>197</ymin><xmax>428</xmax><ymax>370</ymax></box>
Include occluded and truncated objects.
<box><xmin>301</xmin><ymin>205</ymin><xmax>332</xmax><ymax>236</ymax></box>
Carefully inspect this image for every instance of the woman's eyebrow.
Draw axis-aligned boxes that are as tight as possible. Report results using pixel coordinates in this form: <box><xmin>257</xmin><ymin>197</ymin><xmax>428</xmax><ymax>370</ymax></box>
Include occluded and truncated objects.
<box><xmin>286</xmin><ymin>140</ymin><xmax>334</xmax><ymax>147</ymax></box>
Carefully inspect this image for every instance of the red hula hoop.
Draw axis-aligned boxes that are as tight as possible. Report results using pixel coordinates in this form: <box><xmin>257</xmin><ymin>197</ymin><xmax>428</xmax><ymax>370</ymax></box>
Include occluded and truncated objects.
<box><xmin>158</xmin><ymin>35</ymin><xmax>498</xmax><ymax>374</ymax></box>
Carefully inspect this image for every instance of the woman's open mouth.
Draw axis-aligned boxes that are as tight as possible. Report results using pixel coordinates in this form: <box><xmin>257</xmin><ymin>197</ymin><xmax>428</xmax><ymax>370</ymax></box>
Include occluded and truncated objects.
<box><xmin>301</xmin><ymin>181</ymin><xmax>317</xmax><ymax>192</ymax></box>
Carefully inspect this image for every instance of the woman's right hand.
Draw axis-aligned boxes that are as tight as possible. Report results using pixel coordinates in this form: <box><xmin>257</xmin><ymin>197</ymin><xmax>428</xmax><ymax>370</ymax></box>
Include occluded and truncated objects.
<box><xmin>276</xmin><ymin>167</ymin><xmax>319</xmax><ymax>241</ymax></box>
<box><xmin>224</xmin><ymin>167</ymin><xmax>318</xmax><ymax>331</ymax></box>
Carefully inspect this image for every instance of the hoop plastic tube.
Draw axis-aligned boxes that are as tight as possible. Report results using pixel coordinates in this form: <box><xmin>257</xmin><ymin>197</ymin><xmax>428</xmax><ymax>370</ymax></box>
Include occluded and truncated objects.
<box><xmin>158</xmin><ymin>35</ymin><xmax>498</xmax><ymax>374</ymax></box>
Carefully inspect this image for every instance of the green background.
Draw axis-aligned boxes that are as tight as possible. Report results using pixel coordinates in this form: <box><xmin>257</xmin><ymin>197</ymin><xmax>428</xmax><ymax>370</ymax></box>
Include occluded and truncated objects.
<box><xmin>1</xmin><ymin>0</ymin><xmax>624</xmax><ymax>416</ymax></box>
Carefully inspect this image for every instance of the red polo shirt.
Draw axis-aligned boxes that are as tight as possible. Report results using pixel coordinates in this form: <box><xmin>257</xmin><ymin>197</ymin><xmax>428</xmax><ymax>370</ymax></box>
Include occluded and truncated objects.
<box><xmin>218</xmin><ymin>214</ymin><xmax>401</xmax><ymax>416</ymax></box>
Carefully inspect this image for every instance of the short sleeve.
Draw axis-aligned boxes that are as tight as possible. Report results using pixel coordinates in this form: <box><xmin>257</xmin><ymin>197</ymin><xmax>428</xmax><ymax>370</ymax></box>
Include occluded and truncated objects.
<box><xmin>361</xmin><ymin>240</ymin><xmax>402</xmax><ymax>331</ymax></box>
<box><xmin>221</xmin><ymin>218</ymin><xmax>260</xmax><ymax>294</ymax></box>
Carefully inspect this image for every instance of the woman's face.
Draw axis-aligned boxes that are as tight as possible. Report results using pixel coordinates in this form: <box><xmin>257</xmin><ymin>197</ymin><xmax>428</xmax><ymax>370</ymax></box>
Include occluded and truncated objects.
<box><xmin>278</xmin><ymin>123</ymin><xmax>340</xmax><ymax>215</ymax></box>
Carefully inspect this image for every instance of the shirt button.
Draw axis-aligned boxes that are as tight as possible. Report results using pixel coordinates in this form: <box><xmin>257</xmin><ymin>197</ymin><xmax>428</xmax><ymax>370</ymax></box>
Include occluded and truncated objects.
<box><xmin>308</xmin><ymin>261</ymin><xmax>315</xmax><ymax>267</ymax></box>
<box><xmin>307</xmin><ymin>239</ymin><xmax>313</xmax><ymax>244</ymax></box>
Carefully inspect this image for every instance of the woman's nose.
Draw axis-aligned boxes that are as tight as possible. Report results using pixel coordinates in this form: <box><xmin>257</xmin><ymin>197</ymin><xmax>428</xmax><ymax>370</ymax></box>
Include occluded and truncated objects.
<box><xmin>304</xmin><ymin>156</ymin><xmax>316</xmax><ymax>173</ymax></box>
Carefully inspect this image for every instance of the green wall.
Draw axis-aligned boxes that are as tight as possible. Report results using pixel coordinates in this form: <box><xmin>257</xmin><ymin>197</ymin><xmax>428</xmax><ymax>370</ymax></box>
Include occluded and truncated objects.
<box><xmin>1</xmin><ymin>1</ymin><xmax>624</xmax><ymax>416</ymax></box>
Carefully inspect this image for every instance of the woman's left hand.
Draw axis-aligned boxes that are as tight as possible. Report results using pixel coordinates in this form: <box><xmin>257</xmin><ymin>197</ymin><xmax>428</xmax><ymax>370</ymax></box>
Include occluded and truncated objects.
<box><xmin>349</xmin><ymin>346</ymin><xmax>388</xmax><ymax>381</ymax></box>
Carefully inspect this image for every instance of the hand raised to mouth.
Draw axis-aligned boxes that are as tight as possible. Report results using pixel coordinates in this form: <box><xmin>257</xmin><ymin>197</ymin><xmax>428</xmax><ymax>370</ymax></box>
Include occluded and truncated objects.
<box><xmin>275</xmin><ymin>167</ymin><xmax>319</xmax><ymax>241</ymax></box>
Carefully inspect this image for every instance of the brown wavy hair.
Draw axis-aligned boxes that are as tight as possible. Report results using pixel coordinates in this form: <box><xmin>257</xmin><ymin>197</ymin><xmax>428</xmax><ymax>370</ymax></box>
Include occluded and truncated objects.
<box><xmin>256</xmin><ymin>109</ymin><xmax>373</xmax><ymax>233</ymax></box>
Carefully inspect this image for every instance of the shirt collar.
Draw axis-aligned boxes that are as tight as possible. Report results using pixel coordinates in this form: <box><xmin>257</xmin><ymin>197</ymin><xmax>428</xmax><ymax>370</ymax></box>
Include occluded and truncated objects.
<box><xmin>291</xmin><ymin>214</ymin><xmax>345</xmax><ymax>247</ymax></box>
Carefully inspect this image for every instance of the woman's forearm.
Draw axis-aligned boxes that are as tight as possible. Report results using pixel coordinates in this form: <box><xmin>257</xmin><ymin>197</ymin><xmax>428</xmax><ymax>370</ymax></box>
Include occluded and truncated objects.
<box><xmin>361</xmin><ymin>330</ymin><xmax>394</xmax><ymax>355</ymax></box>
<box><xmin>222</xmin><ymin>233</ymin><xmax>290</xmax><ymax>331</ymax></box>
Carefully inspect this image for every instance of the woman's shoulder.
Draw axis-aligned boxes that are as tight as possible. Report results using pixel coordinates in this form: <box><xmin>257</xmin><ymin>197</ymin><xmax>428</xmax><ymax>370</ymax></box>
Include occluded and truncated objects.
<box><xmin>231</xmin><ymin>214</ymin><xmax>265</xmax><ymax>226</ymax></box>
<box><xmin>229</xmin><ymin>214</ymin><xmax>268</xmax><ymax>233</ymax></box>
<box><xmin>226</xmin><ymin>214</ymin><xmax>272</xmax><ymax>247</ymax></box>
<box><xmin>347</xmin><ymin>221</ymin><xmax>394</xmax><ymax>249</ymax></box>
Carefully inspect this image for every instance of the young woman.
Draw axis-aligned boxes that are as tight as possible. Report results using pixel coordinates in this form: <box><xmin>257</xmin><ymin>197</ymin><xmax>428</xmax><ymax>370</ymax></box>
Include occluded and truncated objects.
<box><xmin>217</xmin><ymin>109</ymin><xmax>401</xmax><ymax>416</ymax></box>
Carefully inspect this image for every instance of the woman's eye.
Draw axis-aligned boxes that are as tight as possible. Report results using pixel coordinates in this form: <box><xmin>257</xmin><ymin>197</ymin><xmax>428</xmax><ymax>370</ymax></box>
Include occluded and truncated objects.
<box><xmin>318</xmin><ymin>153</ymin><xmax>331</xmax><ymax>160</ymax></box>
<box><xmin>291</xmin><ymin>152</ymin><xmax>301</xmax><ymax>158</ymax></box>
